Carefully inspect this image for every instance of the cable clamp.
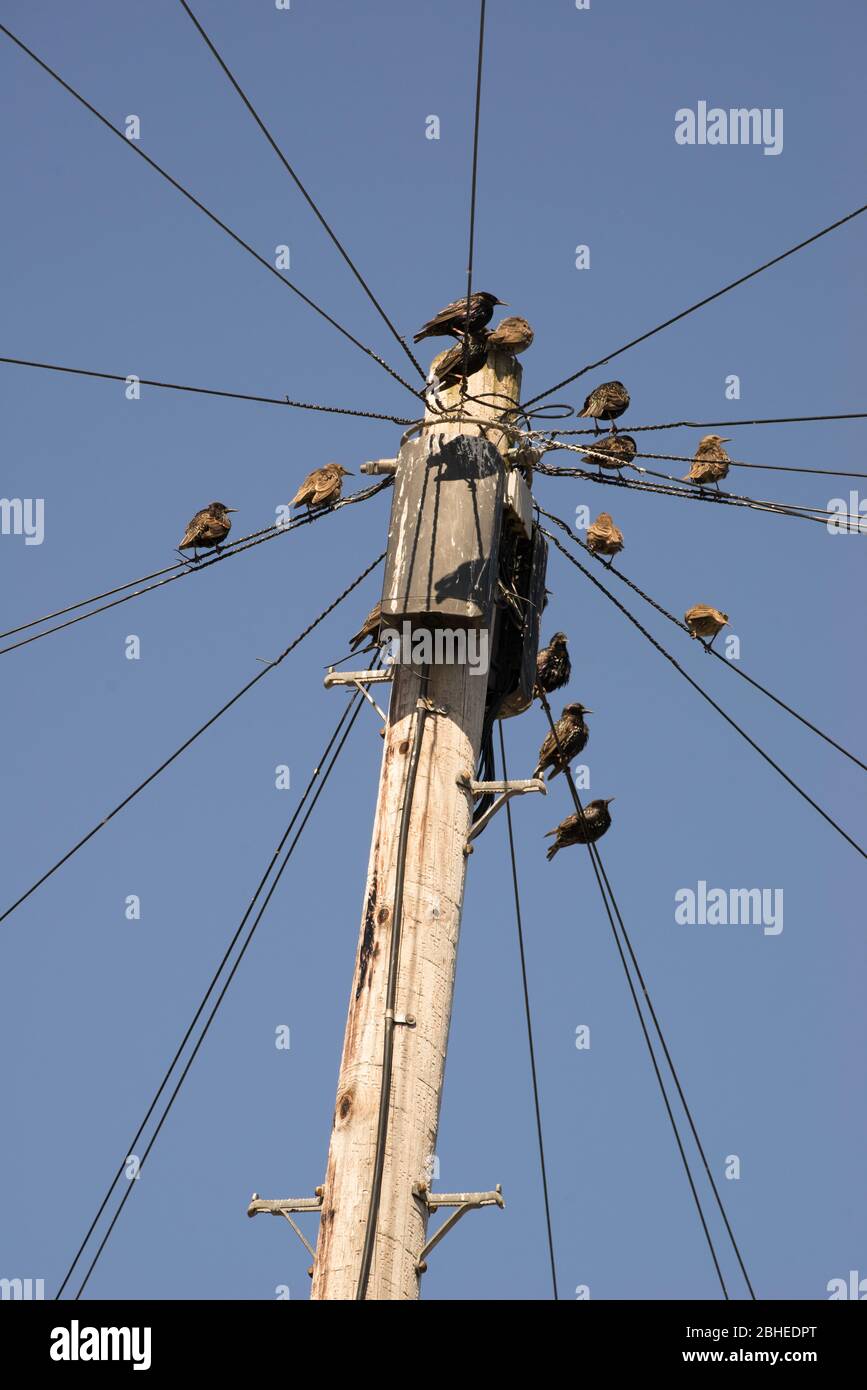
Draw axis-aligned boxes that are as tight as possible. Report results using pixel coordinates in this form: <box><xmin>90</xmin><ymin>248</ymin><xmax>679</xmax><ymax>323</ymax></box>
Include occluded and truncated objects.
<box><xmin>418</xmin><ymin>696</ymin><xmax>447</xmax><ymax>716</ymax></box>
<box><xmin>384</xmin><ymin>1008</ymin><xmax>417</xmax><ymax>1028</ymax></box>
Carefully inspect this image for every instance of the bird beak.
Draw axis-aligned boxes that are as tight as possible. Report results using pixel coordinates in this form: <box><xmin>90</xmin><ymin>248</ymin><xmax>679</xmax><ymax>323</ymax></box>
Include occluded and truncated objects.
<box><xmin>582</xmin><ymin>709</ymin><xmax>593</xmax><ymax>715</ymax></box>
<box><xmin>605</xmin><ymin>797</ymin><xmax>615</xmax><ymax>805</ymax></box>
<box><xmin>225</xmin><ymin>507</ymin><xmax>238</xmax><ymax>512</ymax></box>
<box><xmin>496</xmin><ymin>299</ymin><xmax>509</xmax><ymax>306</ymax></box>
<box><xmin>718</xmin><ymin>437</ymin><xmax>731</xmax><ymax>443</ymax></box>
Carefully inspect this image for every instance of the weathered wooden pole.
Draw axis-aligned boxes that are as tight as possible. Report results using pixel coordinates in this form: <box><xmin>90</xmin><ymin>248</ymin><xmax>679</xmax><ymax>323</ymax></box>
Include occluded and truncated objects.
<box><xmin>311</xmin><ymin>349</ymin><xmax>522</xmax><ymax>1300</ymax></box>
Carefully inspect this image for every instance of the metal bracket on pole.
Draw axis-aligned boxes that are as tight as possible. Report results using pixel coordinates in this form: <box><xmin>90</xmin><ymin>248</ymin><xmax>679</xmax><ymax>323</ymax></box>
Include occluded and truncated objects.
<box><xmin>324</xmin><ymin>668</ymin><xmax>394</xmax><ymax>687</ymax></box>
<box><xmin>247</xmin><ymin>1191</ymin><xmax>324</xmax><ymax>1272</ymax></box>
<box><xmin>412</xmin><ymin>1183</ymin><xmax>505</xmax><ymax>1274</ymax></box>
<box><xmin>324</xmin><ymin>666</ymin><xmax>394</xmax><ymax>726</ymax></box>
<box><xmin>458</xmin><ymin>775</ymin><xmax>547</xmax><ymax>844</ymax></box>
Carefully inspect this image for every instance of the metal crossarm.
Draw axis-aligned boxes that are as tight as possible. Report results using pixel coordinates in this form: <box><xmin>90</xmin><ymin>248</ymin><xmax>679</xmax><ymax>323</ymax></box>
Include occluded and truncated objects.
<box><xmin>412</xmin><ymin>1183</ymin><xmax>505</xmax><ymax>1273</ymax></box>
<box><xmin>459</xmin><ymin>774</ymin><xmax>546</xmax><ymax>843</ymax></box>
<box><xmin>247</xmin><ymin>1192</ymin><xmax>324</xmax><ymax>1263</ymax></box>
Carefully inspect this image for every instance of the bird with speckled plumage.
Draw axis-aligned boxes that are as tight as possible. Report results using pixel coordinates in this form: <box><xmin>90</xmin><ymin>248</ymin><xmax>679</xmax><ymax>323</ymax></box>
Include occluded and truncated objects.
<box><xmin>349</xmin><ymin>602</ymin><xmax>383</xmax><ymax>651</ymax></box>
<box><xmin>533</xmin><ymin>702</ymin><xmax>592</xmax><ymax>780</ymax></box>
<box><xmin>535</xmin><ymin>632</ymin><xmax>571</xmax><ymax>696</ymax></box>
<box><xmin>684</xmin><ymin>603</ymin><xmax>729</xmax><ymax>648</ymax></box>
<box><xmin>545</xmin><ymin>800</ymin><xmax>614</xmax><ymax>859</ymax></box>
<box><xmin>578</xmin><ymin>381</ymin><xmax>630</xmax><ymax>433</ymax></box>
<box><xmin>413</xmin><ymin>291</ymin><xmax>507</xmax><ymax>343</ymax></box>
<box><xmin>291</xmin><ymin>463</ymin><xmax>353</xmax><ymax>511</ymax></box>
<box><xmin>487</xmin><ymin>315</ymin><xmax>534</xmax><ymax>354</ymax></box>
<box><xmin>178</xmin><ymin>501</ymin><xmax>237</xmax><ymax>559</ymax></box>
<box><xmin>580</xmin><ymin>433</ymin><xmax>637</xmax><ymax>472</ymax></box>
<box><xmin>684</xmin><ymin>434</ymin><xmax>731</xmax><ymax>488</ymax></box>
<box><xmin>586</xmin><ymin>512</ymin><xmax>624</xmax><ymax>564</ymax></box>
<box><xmin>431</xmin><ymin>335</ymin><xmax>489</xmax><ymax>387</ymax></box>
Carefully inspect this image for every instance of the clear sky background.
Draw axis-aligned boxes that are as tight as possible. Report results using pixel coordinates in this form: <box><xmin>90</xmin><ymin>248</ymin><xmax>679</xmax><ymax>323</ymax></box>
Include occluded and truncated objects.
<box><xmin>1</xmin><ymin>0</ymin><xmax>864</xmax><ymax>1302</ymax></box>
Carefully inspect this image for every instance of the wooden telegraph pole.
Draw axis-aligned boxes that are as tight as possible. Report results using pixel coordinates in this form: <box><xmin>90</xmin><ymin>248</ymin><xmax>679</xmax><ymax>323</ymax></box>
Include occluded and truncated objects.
<box><xmin>310</xmin><ymin>348</ymin><xmax>526</xmax><ymax>1300</ymax></box>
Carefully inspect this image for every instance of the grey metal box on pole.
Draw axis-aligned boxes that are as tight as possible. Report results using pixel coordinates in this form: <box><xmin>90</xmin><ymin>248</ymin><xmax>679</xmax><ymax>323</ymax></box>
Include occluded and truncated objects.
<box><xmin>381</xmin><ymin>433</ymin><xmax>505</xmax><ymax>626</ymax></box>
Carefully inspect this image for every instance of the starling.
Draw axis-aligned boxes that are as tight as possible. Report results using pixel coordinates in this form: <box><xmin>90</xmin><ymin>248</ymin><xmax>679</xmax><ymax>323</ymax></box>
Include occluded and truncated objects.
<box><xmin>349</xmin><ymin>601</ymin><xmax>383</xmax><ymax>651</ymax></box>
<box><xmin>535</xmin><ymin>631</ymin><xmax>571</xmax><ymax>696</ymax></box>
<box><xmin>684</xmin><ymin>434</ymin><xmax>731</xmax><ymax>488</ymax></box>
<box><xmin>579</xmin><ymin>433</ymin><xmax>637</xmax><ymax>473</ymax></box>
<box><xmin>431</xmin><ymin>334</ymin><xmax>489</xmax><ymax>387</ymax></box>
<box><xmin>585</xmin><ymin>512</ymin><xmax>624</xmax><ymax>564</ymax></box>
<box><xmin>545</xmin><ymin>799</ymin><xmax>614</xmax><ymax>859</ymax></box>
<box><xmin>413</xmin><ymin>291</ymin><xmax>507</xmax><ymax>343</ymax></box>
<box><xmin>533</xmin><ymin>702</ymin><xmax>592</xmax><ymax>780</ymax></box>
<box><xmin>487</xmin><ymin>315</ymin><xmax>534</xmax><ymax>354</ymax></box>
<box><xmin>684</xmin><ymin>603</ymin><xmax>729</xmax><ymax>648</ymax></box>
<box><xmin>578</xmin><ymin>380</ymin><xmax>630</xmax><ymax>433</ymax></box>
<box><xmin>290</xmin><ymin>463</ymin><xmax>353</xmax><ymax>511</ymax></box>
<box><xmin>178</xmin><ymin>501</ymin><xmax>237</xmax><ymax>558</ymax></box>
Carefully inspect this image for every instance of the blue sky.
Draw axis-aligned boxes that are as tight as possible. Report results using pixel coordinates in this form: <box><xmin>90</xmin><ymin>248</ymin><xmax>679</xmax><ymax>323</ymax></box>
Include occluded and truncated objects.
<box><xmin>1</xmin><ymin>0</ymin><xmax>864</xmax><ymax>1301</ymax></box>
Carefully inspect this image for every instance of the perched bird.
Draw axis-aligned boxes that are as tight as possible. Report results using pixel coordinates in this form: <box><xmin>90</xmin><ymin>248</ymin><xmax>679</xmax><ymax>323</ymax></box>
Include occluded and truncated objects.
<box><xmin>413</xmin><ymin>291</ymin><xmax>507</xmax><ymax>343</ymax></box>
<box><xmin>533</xmin><ymin>702</ymin><xmax>592</xmax><ymax>780</ymax></box>
<box><xmin>578</xmin><ymin>380</ymin><xmax>630</xmax><ymax>433</ymax></box>
<box><xmin>684</xmin><ymin>434</ymin><xmax>731</xmax><ymax>488</ymax></box>
<box><xmin>178</xmin><ymin>501</ymin><xmax>236</xmax><ymax>559</ymax></box>
<box><xmin>579</xmin><ymin>433</ymin><xmax>637</xmax><ymax>472</ymax></box>
<box><xmin>349</xmin><ymin>601</ymin><xmax>383</xmax><ymax>651</ymax></box>
<box><xmin>545</xmin><ymin>799</ymin><xmax>614</xmax><ymax>859</ymax></box>
<box><xmin>487</xmin><ymin>315</ymin><xmax>534</xmax><ymax>355</ymax></box>
<box><xmin>290</xmin><ymin>463</ymin><xmax>353</xmax><ymax>511</ymax></box>
<box><xmin>585</xmin><ymin>512</ymin><xmax>624</xmax><ymax>564</ymax></box>
<box><xmin>431</xmin><ymin>334</ymin><xmax>489</xmax><ymax>387</ymax></box>
<box><xmin>535</xmin><ymin>631</ymin><xmax>572</xmax><ymax>696</ymax></box>
<box><xmin>684</xmin><ymin>603</ymin><xmax>729</xmax><ymax>648</ymax></box>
